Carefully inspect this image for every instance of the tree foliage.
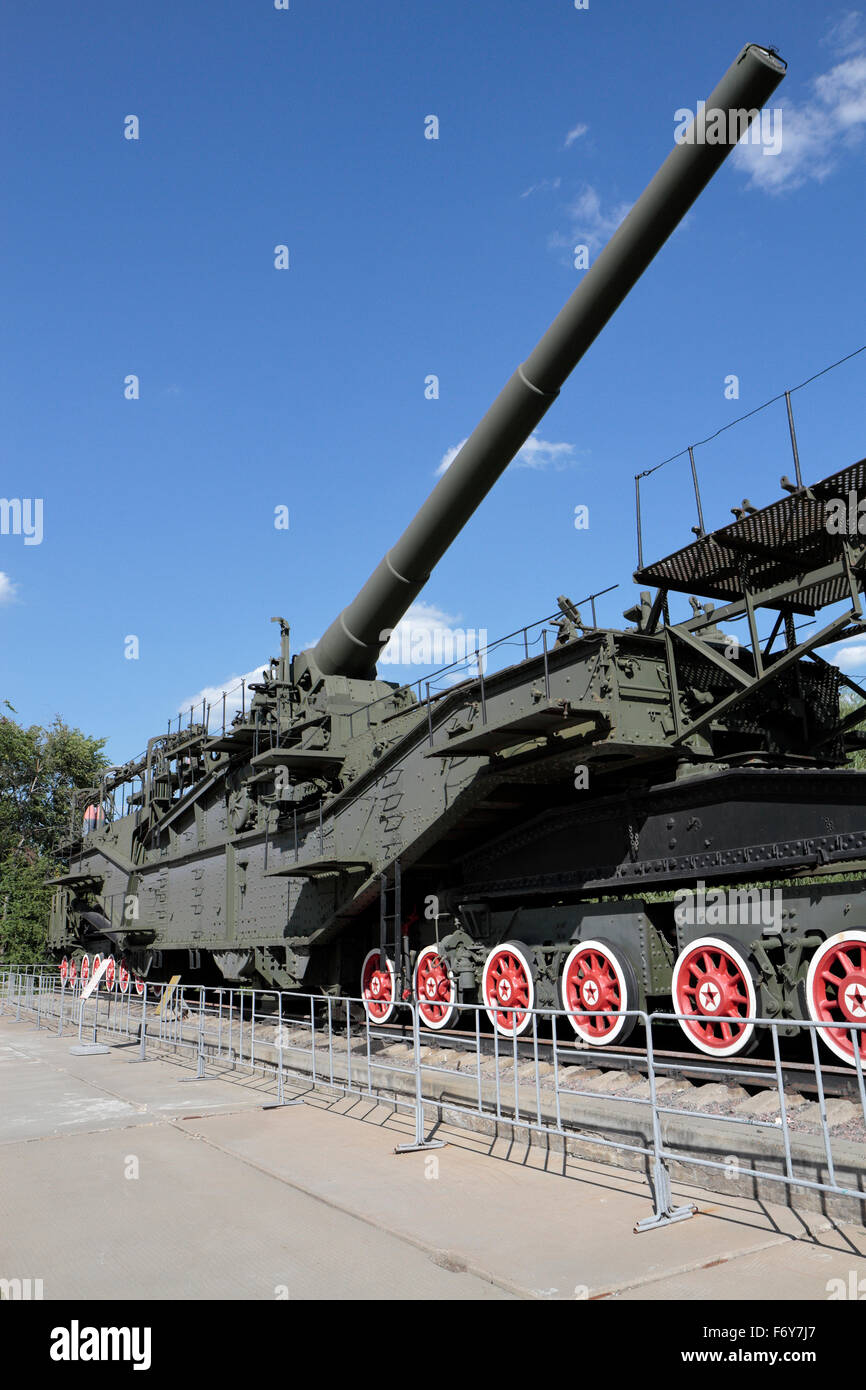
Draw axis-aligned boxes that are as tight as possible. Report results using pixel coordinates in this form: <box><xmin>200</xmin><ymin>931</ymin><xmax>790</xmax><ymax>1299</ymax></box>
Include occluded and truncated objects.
<box><xmin>840</xmin><ymin>692</ymin><xmax>866</xmax><ymax>770</ymax></box>
<box><xmin>0</xmin><ymin>709</ymin><xmax>108</xmax><ymax>962</ymax></box>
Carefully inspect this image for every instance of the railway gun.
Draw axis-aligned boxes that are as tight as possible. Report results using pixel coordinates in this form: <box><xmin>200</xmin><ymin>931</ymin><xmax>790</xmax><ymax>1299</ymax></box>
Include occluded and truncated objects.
<box><xmin>48</xmin><ymin>46</ymin><xmax>866</xmax><ymax>1067</ymax></box>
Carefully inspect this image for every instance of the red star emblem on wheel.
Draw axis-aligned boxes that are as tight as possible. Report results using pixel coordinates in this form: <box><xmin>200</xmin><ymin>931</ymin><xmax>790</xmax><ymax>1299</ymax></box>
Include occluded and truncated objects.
<box><xmin>699</xmin><ymin>983</ymin><xmax>719</xmax><ymax>1011</ymax></box>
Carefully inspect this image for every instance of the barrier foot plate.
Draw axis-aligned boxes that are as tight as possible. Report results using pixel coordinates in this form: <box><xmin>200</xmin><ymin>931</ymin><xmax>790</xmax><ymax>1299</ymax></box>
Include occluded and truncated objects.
<box><xmin>634</xmin><ymin>1202</ymin><xmax>697</xmax><ymax>1234</ymax></box>
<box><xmin>395</xmin><ymin>1138</ymin><xmax>446</xmax><ymax>1154</ymax></box>
<box><xmin>69</xmin><ymin>1044</ymin><xmax>111</xmax><ymax>1055</ymax></box>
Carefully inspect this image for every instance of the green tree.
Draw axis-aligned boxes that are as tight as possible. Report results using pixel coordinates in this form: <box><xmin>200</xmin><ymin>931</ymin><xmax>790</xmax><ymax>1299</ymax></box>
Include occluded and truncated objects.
<box><xmin>0</xmin><ymin>709</ymin><xmax>108</xmax><ymax>962</ymax></box>
<box><xmin>841</xmin><ymin>692</ymin><xmax>866</xmax><ymax>770</ymax></box>
<box><xmin>0</xmin><ymin>852</ymin><xmax>54</xmax><ymax>963</ymax></box>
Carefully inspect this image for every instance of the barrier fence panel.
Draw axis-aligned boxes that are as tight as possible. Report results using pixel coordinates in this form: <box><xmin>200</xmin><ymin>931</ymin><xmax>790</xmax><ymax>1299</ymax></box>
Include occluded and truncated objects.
<box><xmin>644</xmin><ymin>1010</ymin><xmax>866</xmax><ymax>1215</ymax></box>
<box><xmin>1</xmin><ymin>967</ymin><xmax>864</xmax><ymax>1232</ymax></box>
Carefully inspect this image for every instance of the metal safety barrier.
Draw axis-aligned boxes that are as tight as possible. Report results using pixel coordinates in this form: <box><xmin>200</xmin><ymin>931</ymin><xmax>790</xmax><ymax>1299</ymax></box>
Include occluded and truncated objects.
<box><xmin>2</xmin><ymin>966</ymin><xmax>864</xmax><ymax>1233</ymax></box>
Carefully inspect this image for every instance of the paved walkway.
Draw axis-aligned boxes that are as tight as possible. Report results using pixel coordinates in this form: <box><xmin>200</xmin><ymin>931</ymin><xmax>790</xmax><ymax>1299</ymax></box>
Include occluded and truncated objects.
<box><xmin>1</xmin><ymin>1014</ymin><xmax>864</xmax><ymax>1300</ymax></box>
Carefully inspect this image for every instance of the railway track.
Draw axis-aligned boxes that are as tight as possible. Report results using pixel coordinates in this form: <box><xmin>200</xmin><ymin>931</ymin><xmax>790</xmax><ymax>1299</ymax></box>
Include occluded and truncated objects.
<box><xmin>38</xmin><ymin>976</ymin><xmax>866</xmax><ymax>1104</ymax></box>
<box><xmin>174</xmin><ymin>989</ymin><xmax>864</xmax><ymax>1103</ymax></box>
<box><xmin>372</xmin><ymin>1019</ymin><xmax>864</xmax><ymax>1102</ymax></box>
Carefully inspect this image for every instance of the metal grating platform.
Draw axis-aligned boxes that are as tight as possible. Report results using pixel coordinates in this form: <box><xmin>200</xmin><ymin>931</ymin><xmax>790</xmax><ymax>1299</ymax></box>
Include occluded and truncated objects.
<box><xmin>635</xmin><ymin>458</ymin><xmax>866</xmax><ymax>610</ymax></box>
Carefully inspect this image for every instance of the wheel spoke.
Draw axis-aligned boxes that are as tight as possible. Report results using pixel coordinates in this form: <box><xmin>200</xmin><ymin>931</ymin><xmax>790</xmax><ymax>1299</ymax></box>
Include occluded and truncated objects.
<box><xmin>563</xmin><ymin>943</ymin><xmax>631</xmax><ymax>1044</ymax></box>
<box><xmin>807</xmin><ymin>934</ymin><xmax>866</xmax><ymax>1064</ymax></box>
<box><xmin>674</xmin><ymin>938</ymin><xmax>755</xmax><ymax>1055</ymax></box>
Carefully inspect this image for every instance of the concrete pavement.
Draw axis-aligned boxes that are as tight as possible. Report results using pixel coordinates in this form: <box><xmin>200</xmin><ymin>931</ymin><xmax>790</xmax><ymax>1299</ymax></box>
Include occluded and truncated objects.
<box><xmin>1</xmin><ymin>1014</ymin><xmax>864</xmax><ymax>1300</ymax></box>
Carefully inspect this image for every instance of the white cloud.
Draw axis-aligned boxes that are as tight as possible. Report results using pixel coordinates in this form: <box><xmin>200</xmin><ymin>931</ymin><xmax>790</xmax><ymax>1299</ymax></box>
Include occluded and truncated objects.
<box><xmin>831</xmin><ymin>642</ymin><xmax>866</xmax><ymax>670</ymax></box>
<box><xmin>520</xmin><ymin>176</ymin><xmax>562</xmax><ymax>198</ymax></box>
<box><xmin>177</xmin><ymin>608</ymin><xmax>486</xmax><ymax>716</ymax></box>
<box><xmin>548</xmin><ymin>184</ymin><xmax>633</xmax><ymax>257</ymax></box>
<box><xmin>733</xmin><ymin>25</ymin><xmax>866</xmax><ymax>193</ymax></box>
<box><xmin>564</xmin><ymin>122</ymin><xmax>588</xmax><ymax>148</ymax></box>
<box><xmin>379</xmin><ymin>601</ymin><xmax>458</xmax><ymax>656</ymax></box>
<box><xmin>436</xmin><ymin>438</ymin><xmax>468</xmax><ymax>475</ymax></box>
<box><xmin>378</xmin><ymin>601</ymin><xmax>486</xmax><ymax>681</ymax></box>
<box><xmin>818</xmin><ymin>53</ymin><xmax>866</xmax><ymax>128</ymax></box>
<box><xmin>514</xmin><ymin>435</ymin><xmax>575</xmax><ymax>469</ymax></box>
<box><xmin>821</xmin><ymin>10</ymin><xmax>866</xmax><ymax>56</ymax></box>
<box><xmin>0</xmin><ymin>572</ymin><xmax>17</xmax><ymax>604</ymax></box>
<box><xmin>435</xmin><ymin>432</ymin><xmax>576</xmax><ymax>477</ymax></box>
<box><xmin>179</xmin><ymin>664</ymin><xmax>266</xmax><ymax>729</ymax></box>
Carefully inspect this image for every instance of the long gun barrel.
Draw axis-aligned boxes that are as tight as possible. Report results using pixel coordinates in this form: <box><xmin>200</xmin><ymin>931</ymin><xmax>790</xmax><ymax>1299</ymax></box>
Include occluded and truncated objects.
<box><xmin>313</xmin><ymin>43</ymin><xmax>786</xmax><ymax>679</ymax></box>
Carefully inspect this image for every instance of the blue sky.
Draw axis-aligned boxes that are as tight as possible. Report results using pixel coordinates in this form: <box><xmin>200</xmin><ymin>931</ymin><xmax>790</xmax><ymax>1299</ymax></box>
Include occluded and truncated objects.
<box><xmin>2</xmin><ymin>0</ymin><xmax>865</xmax><ymax>762</ymax></box>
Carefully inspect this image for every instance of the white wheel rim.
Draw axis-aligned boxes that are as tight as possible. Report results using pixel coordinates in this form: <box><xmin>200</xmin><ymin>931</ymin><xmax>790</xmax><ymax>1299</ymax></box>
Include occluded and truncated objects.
<box><xmin>806</xmin><ymin>932</ymin><xmax>866</xmax><ymax>1065</ymax></box>
<box><xmin>361</xmin><ymin>948</ymin><xmax>397</xmax><ymax>1024</ymax></box>
<box><xmin>481</xmin><ymin>943</ymin><xmax>535</xmax><ymax>1037</ymax></box>
<box><xmin>561</xmin><ymin>939</ymin><xmax>631</xmax><ymax>1045</ymax></box>
<box><xmin>414</xmin><ymin>946</ymin><xmax>457</xmax><ymax>1030</ymax></box>
<box><xmin>671</xmin><ymin>935</ymin><xmax>757</xmax><ymax>1057</ymax></box>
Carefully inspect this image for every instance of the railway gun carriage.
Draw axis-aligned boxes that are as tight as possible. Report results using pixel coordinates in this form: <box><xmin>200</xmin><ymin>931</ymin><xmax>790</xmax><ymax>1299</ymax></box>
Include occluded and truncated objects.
<box><xmin>49</xmin><ymin>44</ymin><xmax>866</xmax><ymax>1065</ymax></box>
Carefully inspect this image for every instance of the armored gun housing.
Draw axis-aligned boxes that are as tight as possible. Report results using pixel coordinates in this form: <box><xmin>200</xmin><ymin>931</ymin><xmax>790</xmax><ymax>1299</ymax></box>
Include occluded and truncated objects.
<box><xmin>49</xmin><ymin>44</ymin><xmax>866</xmax><ymax>1066</ymax></box>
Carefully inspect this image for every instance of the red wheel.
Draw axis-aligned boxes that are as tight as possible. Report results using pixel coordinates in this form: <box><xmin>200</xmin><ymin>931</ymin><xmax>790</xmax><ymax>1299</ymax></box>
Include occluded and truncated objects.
<box><xmin>414</xmin><ymin>946</ymin><xmax>458</xmax><ymax>1030</ymax></box>
<box><xmin>119</xmin><ymin>959</ymin><xmax>131</xmax><ymax>995</ymax></box>
<box><xmin>561</xmin><ymin>939</ymin><xmax>637</xmax><ymax>1046</ymax></box>
<box><xmin>92</xmin><ymin>953</ymin><xmax>103</xmax><ymax>985</ymax></box>
<box><xmin>481</xmin><ymin>942</ymin><xmax>535</xmax><ymax>1037</ymax></box>
<box><xmin>105</xmin><ymin>956</ymin><xmax>116</xmax><ymax>991</ymax></box>
<box><xmin>672</xmin><ymin>935</ymin><xmax>758</xmax><ymax>1057</ymax></box>
<box><xmin>361</xmin><ymin>948</ymin><xmax>396</xmax><ymax>1024</ymax></box>
<box><xmin>806</xmin><ymin>932</ymin><xmax>866</xmax><ymax>1065</ymax></box>
<box><xmin>60</xmin><ymin>957</ymin><xmax>69</xmax><ymax>986</ymax></box>
<box><xmin>68</xmin><ymin>958</ymin><xmax>77</xmax><ymax>987</ymax></box>
<box><xmin>133</xmin><ymin>973</ymin><xmax>144</xmax><ymax>997</ymax></box>
<box><xmin>80</xmin><ymin>954</ymin><xmax>91</xmax><ymax>988</ymax></box>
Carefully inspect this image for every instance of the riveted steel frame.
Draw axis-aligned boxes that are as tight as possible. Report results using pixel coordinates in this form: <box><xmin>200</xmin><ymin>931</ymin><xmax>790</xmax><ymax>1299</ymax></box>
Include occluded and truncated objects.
<box><xmin>660</xmin><ymin>538</ymin><xmax>866</xmax><ymax>747</ymax></box>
